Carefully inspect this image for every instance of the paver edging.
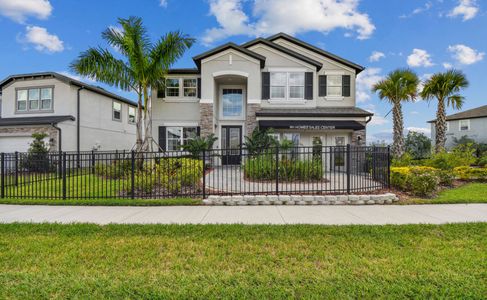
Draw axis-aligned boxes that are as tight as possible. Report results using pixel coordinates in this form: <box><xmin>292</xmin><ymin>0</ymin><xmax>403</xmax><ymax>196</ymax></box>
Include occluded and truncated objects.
<box><xmin>203</xmin><ymin>193</ymin><xmax>399</xmax><ymax>205</ymax></box>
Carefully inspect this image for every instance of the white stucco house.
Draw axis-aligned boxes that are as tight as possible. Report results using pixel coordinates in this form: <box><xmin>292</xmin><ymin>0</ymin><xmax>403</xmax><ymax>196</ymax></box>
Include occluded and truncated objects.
<box><xmin>0</xmin><ymin>72</ymin><xmax>137</xmax><ymax>153</ymax></box>
<box><xmin>153</xmin><ymin>33</ymin><xmax>373</xmax><ymax>164</ymax></box>
<box><xmin>429</xmin><ymin>104</ymin><xmax>487</xmax><ymax>149</ymax></box>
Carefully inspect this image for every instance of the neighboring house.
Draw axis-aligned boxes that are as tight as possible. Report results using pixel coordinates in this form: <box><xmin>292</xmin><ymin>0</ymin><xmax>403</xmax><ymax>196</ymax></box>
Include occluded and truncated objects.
<box><xmin>152</xmin><ymin>32</ymin><xmax>373</xmax><ymax>164</ymax></box>
<box><xmin>429</xmin><ymin>104</ymin><xmax>487</xmax><ymax>149</ymax></box>
<box><xmin>0</xmin><ymin>72</ymin><xmax>137</xmax><ymax>153</ymax></box>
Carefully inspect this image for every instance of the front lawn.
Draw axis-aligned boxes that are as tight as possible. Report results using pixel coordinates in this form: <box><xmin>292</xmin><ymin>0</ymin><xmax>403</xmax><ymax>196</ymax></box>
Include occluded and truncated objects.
<box><xmin>0</xmin><ymin>197</ymin><xmax>201</xmax><ymax>206</ymax></box>
<box><xmin>0</xmin><ymin>223</ymin><xmax>485</xmax><ymax>298</ymax></box>
<box><xmin>407</xmin><ymin>182</ymin><xmax>487</xmax><ymax>204</ymax></box>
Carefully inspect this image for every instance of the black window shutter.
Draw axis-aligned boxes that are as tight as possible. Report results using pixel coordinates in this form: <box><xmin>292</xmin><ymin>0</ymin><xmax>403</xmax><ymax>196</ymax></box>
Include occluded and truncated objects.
<box><xmin>342</xmin><ymin>75</ymin><xmax>351</xmax><ymax>97</ymax></box>
<box><xmin>157</xmin><ymin>88</ymin><xmax>165</xmax><ymax>99</ymax></box>
<box><xmin>304</xmin><ymin>72</ymin><xmax>313</xmax><ymax>100</ymax></box>
<box><xmin>196</xmin><ymin>126</ymin><xmax>201</xmax><ymax>137</ymax></box>
<box><xmin>262</xmin><ymin>72</ymin><xmax>270</xmax><ymax>100</ymax></box>
<box><xmin>318</xmin><ymin>75</ymin><xmax>327</xmax><ymax>97</ymax></box>
<box><xmin>197</xmin><ymin>78</ymin><xmax>201</xmax><ymax>98</ymax></box>
<box><xmin>158</xmin><ymin>126</ymin><xmax>166</xmax><ymax>152</ymax></box>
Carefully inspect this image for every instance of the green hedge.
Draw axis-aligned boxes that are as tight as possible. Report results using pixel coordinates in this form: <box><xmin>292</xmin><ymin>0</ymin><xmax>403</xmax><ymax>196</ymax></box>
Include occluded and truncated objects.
<box><xmin>391</xmin><ymin>166</ymin><xmax>439</xmax><ymax>197</ymax></box>
<box><xmin>243</xmin><ymin>155</ymin><xmax>323</xmax><ymax>181</ymax></box>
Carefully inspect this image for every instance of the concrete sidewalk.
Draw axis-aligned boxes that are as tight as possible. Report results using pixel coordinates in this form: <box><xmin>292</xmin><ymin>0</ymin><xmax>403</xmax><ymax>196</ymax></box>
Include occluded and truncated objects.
<box><xmin>0</xmin><ymin>204</ymin><xmax>486</xmax><ymax>225</ymax></box>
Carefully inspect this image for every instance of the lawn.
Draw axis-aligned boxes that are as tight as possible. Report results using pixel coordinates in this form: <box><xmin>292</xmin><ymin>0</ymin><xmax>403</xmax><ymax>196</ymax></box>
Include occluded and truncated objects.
<box><xmin>408</xmin><ymin>182</ymin><xmax>487</xmax><ymax>204</ymax></box>
<box><xmin>0</xmin><ymin>223</ymin><xmax>485</xmax><ymax>299</ymax></box>
<box><xmin>0</xmin><ymin>197</ymin><xmax>201</xmax><ymax>206</ymax></box>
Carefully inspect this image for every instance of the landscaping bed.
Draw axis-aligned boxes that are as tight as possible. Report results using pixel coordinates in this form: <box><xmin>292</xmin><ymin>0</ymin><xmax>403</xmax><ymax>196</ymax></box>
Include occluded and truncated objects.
<box><xmin>0</xmin><ymin>223</ymin><xmax>485</xmax><ymax>298</ymax></box>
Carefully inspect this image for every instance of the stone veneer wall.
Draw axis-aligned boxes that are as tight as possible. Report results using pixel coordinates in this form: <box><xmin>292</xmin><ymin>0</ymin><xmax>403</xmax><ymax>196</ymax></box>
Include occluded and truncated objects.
<box><xmin>245</xmin><ymin>103</ymin><xmax>261</xmax><ymax>136</ymax></box>
<box><xmin>351</xmin><ymin>122</ymin><xmax>366</xmax><ymax>146</ymax></box>
<box><xmin>0</xmin><ymin>126</ymin><xmax>58</xmax><ymax>151</ymax></box>
<box><xmin>199</xmin><ymin>103</ymin><xmax>214</xmax><ymax>137</ymax></box>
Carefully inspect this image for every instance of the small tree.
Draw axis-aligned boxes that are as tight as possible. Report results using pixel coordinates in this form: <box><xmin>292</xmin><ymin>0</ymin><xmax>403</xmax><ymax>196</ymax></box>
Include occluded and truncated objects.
<box><xmin>244</xmin><ymin>128</ymin><xmax>278</xmax><ymax>156</ymax></box>
<box><xmin>405</xmin><ymin>131</ymin><xmax>432</xmax><ymax>159</ymax></box>
<box><xmin>21</xmin><ymin>133</ymin><xmax>51</xmax><ymax>172</ymax></box>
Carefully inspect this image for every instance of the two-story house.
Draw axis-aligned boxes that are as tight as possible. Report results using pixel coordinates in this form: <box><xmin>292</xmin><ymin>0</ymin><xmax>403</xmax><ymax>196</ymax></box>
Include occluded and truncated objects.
<box><xmin>429</xmin><ymin>104</ymin><xmax>487</xmax><ymax>149</ymax></box>
<box><xmin>0</xmin><ymin>72</ymin><xmax>137</xmax><ymax>153</ymax></box>
<box><xmin>153</xmin><ymin>33</ymin><xmax>373</xmax><ymax>164</ymax></box>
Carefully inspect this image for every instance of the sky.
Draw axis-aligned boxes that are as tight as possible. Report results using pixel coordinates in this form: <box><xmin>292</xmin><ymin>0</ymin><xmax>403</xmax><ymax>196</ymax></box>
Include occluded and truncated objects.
<box><xmin>0</xmin><ymin>0</ymin><xmax>485</xmax><ymax>143</ymax></box>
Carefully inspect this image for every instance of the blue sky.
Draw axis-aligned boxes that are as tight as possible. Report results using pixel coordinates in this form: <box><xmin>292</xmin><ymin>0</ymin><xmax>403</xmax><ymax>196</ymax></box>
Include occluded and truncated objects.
<box><xmin>0</xmin><ymin>0</ymin><xmax>485</xmax><ymax>142</ymax></box>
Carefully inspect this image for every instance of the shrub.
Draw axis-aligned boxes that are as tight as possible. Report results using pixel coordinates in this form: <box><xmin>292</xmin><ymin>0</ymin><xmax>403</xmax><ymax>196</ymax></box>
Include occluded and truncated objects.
<box><xmin>453</xmin><ymin>166</ymin><xmax>487</xmax><ymax>181</ymax></box>
<box><xmin>243</xmin><ymin>155</ymin><xmax>323</xmax><ymax>181</ymax></box>
<box><xmin>95</xmin><ymin>159</ymin><xmax>131</xmax><ymax>179</ymax></box>
<box><xmin>21</xmin><ymin>132</ymin><xmax>54</xmax><ymax>173</ymax></box>
<box><xmin>244</xmin><ymin>128</ymin><xmax>278</xmax><ymax>156</ymax></box>
<box><xmin>405</xmin><ymin>131</ymin><xmax>431</xmax><ymax>159</ymax></box>
<box><xmin>477</xmin><ymin>154</ymin><xmax>487</xmax><ymax>167</ymax></box>
<box><xmin>181</xmin><ymin>134</ymin><xmax>217</xmax><ymax>159</ymax></box>
<box><xmin>390</xmin><ymin>166</ymin><xmax>439</xmax><ymax>197</ymax></box>
<box><xmin>426</xmin><ymin>144</ymin><xmax>476</xmax><ymax>170</ymax></box>
<box><xmin>391</xmin><ymin>152</ymin><xmax>413</xmax><ymax>167</ymax></box>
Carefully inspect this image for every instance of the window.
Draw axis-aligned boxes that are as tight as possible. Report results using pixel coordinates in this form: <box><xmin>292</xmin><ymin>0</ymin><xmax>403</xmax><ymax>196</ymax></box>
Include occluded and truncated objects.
<box><xmin>327</xmin><ymin>75</ymin><xmax>342</xmax><ymax>96</ymax></box>
<box><xmin>270</xmin><ymin>72</ymin><xmax>305</xmax><ymax>100</ymax></box>
<box><xmin>166</xmin><ymin>127</ymin><xmax>197</xmax><ymax>151</ymax></box>
<box><xmin>16</xmin><ymin>87</ymin><xmax>53</xmax><ymax>112</ymax></box>
<box><xmin>165</xmin><ymin>78</ymin><xmax>180</xmax><ymax>97</ymax></box>
<box><xmin>112</xmin><ymin>101</ymin><xmax>122</xmax><ymax>121</ymax></box>
<box><xmin>183</xmin><ymin>79</ymin><xmax>197</xmax><ymax>97</ymax></box>
<box><xmin>128</xmin><ymin>106</ymin><xmax>136</xmax><ymax>124</ymax></box>
<box><xmin>459</xmin><ymin>119</ymin><xmax>470</xmax><ymax>131</ymax></box>
<box><xmin>222</xmin><ymin>89</ymin><xmax>243</xmax><ymax>118</ymax></box>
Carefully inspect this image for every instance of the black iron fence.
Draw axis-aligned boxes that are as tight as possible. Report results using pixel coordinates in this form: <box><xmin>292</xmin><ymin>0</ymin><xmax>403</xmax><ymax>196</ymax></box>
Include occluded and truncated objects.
<box><xmin>0</xmin><ymin>145</ymin><xmax>390</xmax><ymax>199</ymax></box>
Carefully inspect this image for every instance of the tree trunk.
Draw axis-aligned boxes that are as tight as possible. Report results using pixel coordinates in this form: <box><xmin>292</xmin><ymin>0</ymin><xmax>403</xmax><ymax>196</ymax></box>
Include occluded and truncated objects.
<box><xmin>391</xmin><ymin>101</ymin><xmax>404</xmax><ymax>158</ymax></box>
<box><xmin>435</xmin><ymin>98</ymin><xmax>446</xmax><ymax>153</ymax></box>
<box><xmin>142</xmin><ymin>86</ymin><xmax>153</xmax><ymax>151</ymax></box>
<box><xmin>135</xmin><ymin>91</ymin><xmax>143</xmax><ymax>152</ymax></box>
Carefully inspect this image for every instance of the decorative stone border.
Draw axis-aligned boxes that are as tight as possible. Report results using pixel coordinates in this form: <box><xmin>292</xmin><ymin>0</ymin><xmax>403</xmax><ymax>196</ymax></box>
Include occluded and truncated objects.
<box><xmin>203</xmin><ymin>193</ymin><xmax>399</xmax><ymax>206</ymax></box>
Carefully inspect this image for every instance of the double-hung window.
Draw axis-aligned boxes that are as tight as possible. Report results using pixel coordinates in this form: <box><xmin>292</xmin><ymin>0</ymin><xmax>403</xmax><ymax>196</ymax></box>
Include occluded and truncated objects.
<box><xmin>166</xmin><ymin>127</ymin><xmax>197</xmax><ymax>151</ymax></box>
<box><xmin>326</xmin><ymin>75</ymin><xmax>342</xmax><ymax>96</ymax></box>
<box><xmin>459</xmin><ymin>119</ymin><xmax>470</xmax><ymax>131</ymax></box>
<box><xmin>165</xmin><ymin>78</ymin><xmax>180</xmax><ymax>97</ymax></box>
<box><xmin>183</xmin><ymin>79</ymin><xmax>197</xmax><ymax>97</ymax></box>
<box><xmin>128</xmin><ymin>106</ymin><xmax>136</xmax><ymax>124</ymax></box>
<box><xmin>16</xmin><ymin>87</ymin><xmax>53</xmax><ymax>112</ymax></box>
<box><xmin>112</xmin><ymin>101</ymin><xmax>122</xmax><ymax>121</ymax></box>
<box><xmin>270</xmin><ymin>72</ymin><xmax>305</xmax><ymax>100</ymax></box>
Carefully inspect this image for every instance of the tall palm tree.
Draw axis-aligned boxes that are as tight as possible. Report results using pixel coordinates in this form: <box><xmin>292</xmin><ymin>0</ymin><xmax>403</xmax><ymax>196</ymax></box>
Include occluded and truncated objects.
<box><xmin>372</xmin><ymin>69</ymin><xmax>419</xmax><ymax>157</ymax></box>
<box><xmin>70</xmin><ymin>16</ymin><xmax>194</xmax><ymax>151</ymax></box>
<box><xmin>420</xmin><ymin>69</ymin><xmax>469</xmax><ymax>153</ymax></box>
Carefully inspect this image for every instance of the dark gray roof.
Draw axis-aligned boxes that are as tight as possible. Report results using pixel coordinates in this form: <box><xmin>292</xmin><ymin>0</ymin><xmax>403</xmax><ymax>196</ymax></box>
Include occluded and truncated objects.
<box><xmin>0</xmin><ymin>72</ymin><xmax>137</xmax><ymax>106</ymax></box>
<box><xmin>256</xmin><ymin>107</ymin><xmax>373</xmax><ymax>118</ymax></box>
<box><xmin>193</xmin><ymin>43</ymin><xmax>266</xmax><ymax>69</ymax></box>
<box><xmin>167</xmin><ymin>68</ymin><xmax>200</xmax><ymax>74</ymax></box>
<box><xmin>266</xmin><ymin>32</ymin><xmax>365</xmax><ymax>74</ymax></box>
<box><xmin>428</xmin><ymin>105</ymin><xmax>487</xmax><ymax>123</ymax></box>
<box><xmin>241</xmin><ymin>38</ymin><xmax>323</xmax><ymax>70</ymax></box>
<box><xmin>0</xmin><ymin>115</ymin><xmax>75</xmax><ymax>126</ymax></box>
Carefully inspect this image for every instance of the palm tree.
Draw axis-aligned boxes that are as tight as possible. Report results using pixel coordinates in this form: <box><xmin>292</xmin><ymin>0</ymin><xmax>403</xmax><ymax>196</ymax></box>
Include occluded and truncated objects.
<box><xmin>420</xmin><ymin>69</ymin><xmax>469</xmax><ymax>153</ymax></box>
<box><xmin>372</xmin><ymin>69</ymin><xmax>419</xmax><ymax>157</ymax></box>
<box><xmin>70</xmin><ymin>16</ymin><xmax>194</xmax><ymax>151</ymax></box>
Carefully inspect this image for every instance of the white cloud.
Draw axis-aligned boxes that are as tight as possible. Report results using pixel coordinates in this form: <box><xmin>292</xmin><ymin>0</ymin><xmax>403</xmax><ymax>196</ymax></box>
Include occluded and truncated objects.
<box><xmin>0</xmin><ymin>0</ymin><xmax>52</xmax><ymax>23</ymax></box>
<box><xmin>202</xmin><ymin>0</ymin><xmax>375</xmax><ymax>45</ymax></box>
<box><xmin>369</xmin><ymin>51</ymin><xmax>385</xmax><ymax>62</ymax></box>
<box><xmin>442</xmin><ymin>62</ymin><xmax>453</xmax><ymax>69</ymax></box>
<box><xmin>356</xmin><ymin>67</ymin><xmax>383</xmax><ymax>103</ymax></box>
<box><xmin>407</xmin><ymin>48</ymin><xmax>434</xmax><ymax>67</ymax></box>
<box><xmin>447</xmin><ymin>0</ymin><xmax>479</xmax><ymax>21</ymax></box>
<box><xmin>159</xmin><ymin>0</ymin><xmax>168</xmax><ymax>7</ymax></box>
<box><xmin>23</xmin><ymin>26</ymin><xmax>64</xmax><ymax>53</ymax></box>
<box><xmin>418</xmin><ymin>73</ymin><xmax>433</xmax><ymax>94</ymax></box>
<box><xmin>448</xmin><ymin>44</ymin><xmax>484</xmax><ymax>65</ymax></box>
<box><xmin>407</xmin><ymin>127</ymin><xmax>431</xmax><ymax>136</ymax></box>
<box><xmin>400</xmin><ymin>1</ymin><xmax>433</xmax><ymax>18</ymax></box>
<box><xmin>369</xmin><ymin>115</ymin><xmax>388</xmax><ymax>126</ymax></box>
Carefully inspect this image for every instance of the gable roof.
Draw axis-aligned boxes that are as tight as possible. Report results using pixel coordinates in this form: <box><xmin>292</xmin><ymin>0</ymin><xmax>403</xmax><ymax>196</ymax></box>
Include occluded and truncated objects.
<box><xmin>428</xmin><ymin>105</ymin><xmax>487</xmax><ymax>123</ymax></box>
<box><xmin>266</xmin><ymin>32</ymin><xmax>365</xmax><ymax>74</ymax></box>
<box><xmin>0</xmin><ymin>72</ymin><xmax>137</xmax><ymax>106</ymax></box>
<box><xmin>241</xmin><ymin>38</ymin><xmax>323</xmax><ymax>70</ymax></box>
<box><xmin>193</xmin><ymin>42</ymin><xmax>266</xmax><ymax>69</ymax></box>
<box><xmin>0</xmin><ymin>115</ymin><xmax>75</xmax><ymax>126</ymax></box>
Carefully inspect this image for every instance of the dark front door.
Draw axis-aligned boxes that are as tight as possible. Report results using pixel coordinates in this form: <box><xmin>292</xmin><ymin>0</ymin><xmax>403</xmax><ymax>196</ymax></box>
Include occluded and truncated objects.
<box><xmin>221</xmin><ymin>126</ymin><xmax>242</xmax><ymax>165</ymax></box>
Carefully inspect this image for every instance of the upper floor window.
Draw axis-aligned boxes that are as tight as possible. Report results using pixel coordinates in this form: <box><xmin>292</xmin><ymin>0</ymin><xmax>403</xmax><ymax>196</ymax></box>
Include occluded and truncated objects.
<box><xmin>327</xmin><ymin>75</ymin><xmax>342</xmax><ymax>96</ymax></box>
<box><xmin>128</xmin><ymin>106</ymin><xmax>136</xmax><ymax>124</ymax></box>
<box><xmin>166</xmin><ymin>78</ymin><xmax>180</xmax><ymax>97</ymax></box>
<box><xmin>16</xmin><ymin>87</ymin><xmax>53</xmax><ymax>112</ymax></box>
<box><xmin>270</xmin><ymin>72</ymin><xmax>304</xmax><ymax>100</ymax></box>
<box><xmin>459</xmin><ymin>119</ymin><xmax>470</xmax><ymax>131</ymax></box>
<box><xmin>112</xmin><ymin>101</ymin><xmax>122</xmax><ymax>121</ymax></box>
<box><xmin>183</xmin><ymin>79</ymin><xmax>197</xmax><ymax>97</ymax></box>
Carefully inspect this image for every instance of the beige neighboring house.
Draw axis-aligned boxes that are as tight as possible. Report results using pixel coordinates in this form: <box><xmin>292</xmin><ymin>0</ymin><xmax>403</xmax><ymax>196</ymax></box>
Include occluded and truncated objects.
<box><xmin>153</xmin><ymin>33</ymin><xmax>373</xmax><ymax>165</ymax></box>
<box><xmin>0</xmin><ymin>72</ymin><xmax>137</xmax><ymax>153</ymax></box>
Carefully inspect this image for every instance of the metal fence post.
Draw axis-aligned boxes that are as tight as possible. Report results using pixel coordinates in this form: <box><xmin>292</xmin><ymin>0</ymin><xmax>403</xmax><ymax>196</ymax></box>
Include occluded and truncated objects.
<box><xmin>202</xmin><ymin>149</ymin><xmax>206</xmax><ymax>199</ymax></box>
<box><xmin>131</xmin><ymin>150</ymin><xmax>135</xmax><ymax>199</ymax></box>
<box><xmin>346</xmin><ymin>144</ymin><xmax>351</xmax><ymax>194</ymax></box>
<box><xmin>387</xmin><ymin>145</ymin><xmax>391</xmax><ymax>189</ymax></box>
<box><xmin>1</xmin><ymin>153</ymin><xmax>4</xmax><ymax>199</ymax></box>
<box><xmin>14</xmin><ymin>151</ymin><xmax>18</xmax><ymax>186</ymax></box>
<box><xmin>62</xmin><ymin>152</ymin><xmax>67</xmax><ymax>200</ymax></box>
<box><xmin>91</xmin><ymin>150</ymin><xmax>95</xmax><ymax>174</ymax></box>
<box><xmin>275</xmin><ymin>146</ymin><xmax>279</xmax><ymax>195</ymax></box>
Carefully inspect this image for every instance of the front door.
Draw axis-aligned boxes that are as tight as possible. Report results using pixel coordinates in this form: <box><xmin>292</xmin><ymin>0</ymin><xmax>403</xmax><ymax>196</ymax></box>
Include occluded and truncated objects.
<box><xmin>331</xmin><ymin>136</ymin><xmax>347</xmax><ymax>171</ymax></box>
<box><xmin>221</xmin><ymin>126</ymin><xmax>242</xmax><ymax>165</ymax></box>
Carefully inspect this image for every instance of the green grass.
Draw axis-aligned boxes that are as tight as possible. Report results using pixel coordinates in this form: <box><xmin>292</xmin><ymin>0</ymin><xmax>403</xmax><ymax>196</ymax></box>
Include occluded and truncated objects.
<box><xmin>409</xmin><ymin>182</ymin><xmax>487</xmax><ymax>204</ymax></box>
<box><xmin>0</xmin><ymin>197</ymin><xmax>201</xmax><ymax>206</ymax></box>
<box><xmin>0</xmin><ymin>223</ymin><xmax>485</xmax><ymax>299</ymax></box>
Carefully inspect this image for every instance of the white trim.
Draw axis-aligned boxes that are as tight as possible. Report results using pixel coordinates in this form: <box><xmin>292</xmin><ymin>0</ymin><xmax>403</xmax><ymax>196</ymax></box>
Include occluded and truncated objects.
<box><xmin>267</xmin><ymin>99</ymin><xmax>307</xmax><ymax>105</ymax></box>
<box><xmin>212</xmin><ymin>70</ymin><xmax>249</xmax><ymax>78</ymax></box>
<box><xmin>201</xmin><ymin>49</ymin><xmax>260</xmax><ymax>66</ymax></box>
<box><xmin>324</xmin><ymin>70</ymin><xmax>345</xmax><ymax>75</ymax></box>
<box><xmin>162</xmin><ymin>121</ymin><xmax>199</xmax><ymax>127</ymax></box>
<box><xmin>248</xmin><ymin>44</ymin><xmax>315</xmax><ymax>69</ymax></box>
<box><xmin>200</xmin><ymin>98</ymin><xmax>213</xmax><ymax>104</ymax></box>
<box><xmin>247</xmin><ymin>98</ymin><xmax>261</xmax><ymax>104</ymax></box>
<box><xmin>325</xmin><ymin>96</ymin><xmax>344</xmax><ymax>101</ymax></box>
<box><xmin>268</xmin><ymin>67</ymin><xmax>307</xmax><ymax>72</ymax></box>
<box><xmin>269</xmin><ymin>71</ymin><xmax>306</xmax><ymax>102</ymax></box>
